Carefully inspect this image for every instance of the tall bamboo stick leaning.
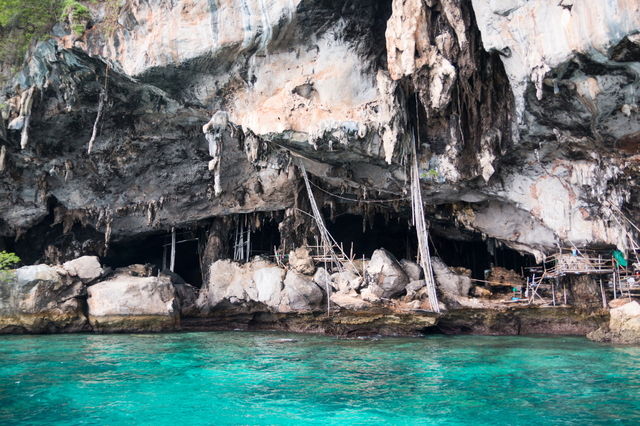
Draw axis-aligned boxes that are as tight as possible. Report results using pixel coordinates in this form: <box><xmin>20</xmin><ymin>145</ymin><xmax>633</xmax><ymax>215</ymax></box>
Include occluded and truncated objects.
<box><xmin>410</xmin><ymin>132</ymin><xmax>440</xmax><ymax>313</ymax></box>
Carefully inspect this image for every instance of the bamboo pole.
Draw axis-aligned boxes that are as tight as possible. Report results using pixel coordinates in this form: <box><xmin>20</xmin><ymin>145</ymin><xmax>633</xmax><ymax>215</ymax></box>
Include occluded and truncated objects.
<box><xmin>600</xmin><ymin>276</ymin><xmax>607</xmax><ymax>308</ymax></box>
<box><xmin>170</xmin><ymin>227</ymin><xmax>176</xmax><ymax>272</ymax></box>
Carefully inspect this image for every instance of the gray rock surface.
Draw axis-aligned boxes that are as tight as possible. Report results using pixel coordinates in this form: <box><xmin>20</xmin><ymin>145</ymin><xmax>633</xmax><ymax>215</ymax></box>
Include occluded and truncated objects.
<box><xmin>588</xmin><ymin>301</ymin><xmax>640</xmax><ymax>344</ymax></box>
<box><xmin>330</xmin><ymin>293</ymin><xmax>372</xmax><ymax>311</ymax></box>
<box><xmin>366</xmin><ymin>249</ymin><xmax>410</xmax><ymax>298</ymax></box>
<box><xmin>0</xmin><ymin>265</ymin><xmax>87</xmax><ymax>333</ymax></box>
<box><xmin>62</xmin><ymin>256</ymin><xmax>103</xmax><ymax>284</ymax></box>
<box><xmin>431</xmin><ymin>257</ymin><xmax>472</xmax><ymax>297</ymax></box>
<box><xmin>254</xmin><ymin>267</ymin><xmax>285</xmax><ymax>309</ymax></box>
<box><xmin>288</xmin><ymin>247</ymin><xmax>316</xmax><ymax>276</ymax></box>
<box><xmin>87</xmin><ymin>275</ymin><xmax>179</xmax><ymax>332</ymax></box>
<box><xmin>174</xmin><ymin>283</ymin><xmax>198</xmax><ymax>317</ymax></box>
<box><xmin>400</xmin><ymin>259</ymin><xmax>423</xmax><ymax>282</ymax></box>
<box><xmin>281</xmin><ymin>271</ymin><xmax>324</xmax><ymax>311</ymax></box>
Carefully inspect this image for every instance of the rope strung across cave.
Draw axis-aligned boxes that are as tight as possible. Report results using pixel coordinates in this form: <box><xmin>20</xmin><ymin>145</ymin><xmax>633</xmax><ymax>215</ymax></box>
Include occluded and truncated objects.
<box><xmin>410</xmin><ymin>131</ymin><xmax>440</xmax><ymax>313</ymax></box>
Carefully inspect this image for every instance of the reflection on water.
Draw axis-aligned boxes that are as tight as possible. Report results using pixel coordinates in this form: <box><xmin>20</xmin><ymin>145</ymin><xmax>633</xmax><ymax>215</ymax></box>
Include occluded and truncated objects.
<box><xmin>0</xmin><ymin>332</ymin><xmax>639</xmax><ymax>426</ymax></box>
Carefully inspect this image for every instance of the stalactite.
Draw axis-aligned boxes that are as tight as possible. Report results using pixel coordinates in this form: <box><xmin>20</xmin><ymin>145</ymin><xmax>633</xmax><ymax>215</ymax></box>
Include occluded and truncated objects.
<box><xmin>87</xmin><ymin>90</ymin><xmax>106</xmax><ymax>154</ymax></box>
<box><xmin>0</xmin><ymin>145</ymin><xmax>6</xmax><ymax>172</ymax></box>
<box><xmin>202</xmin><ymin>111</ymin><xmax>229</xmax><ymax>197</ymax></box>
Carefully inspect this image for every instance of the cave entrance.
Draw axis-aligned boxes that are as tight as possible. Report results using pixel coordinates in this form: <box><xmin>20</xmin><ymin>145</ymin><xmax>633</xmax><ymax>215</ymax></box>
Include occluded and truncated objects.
<box><xmin>324</xmin><ymin>213</ymin><xmax>417</xmax><ymax>262</ymax></box>
<box><xmin>237</xmin><ymin>215</ymin><xmax>281</xmax><ymax>260</ymax></box>
<box><xmin>428</xmin><ymin>232</ymin><xmax>536</xmax><ymax>282</ymax></box>
<box><xmin>103</xmin><ymin>228</ymin><xmax>205</xmax><ymax>287</ymax></box>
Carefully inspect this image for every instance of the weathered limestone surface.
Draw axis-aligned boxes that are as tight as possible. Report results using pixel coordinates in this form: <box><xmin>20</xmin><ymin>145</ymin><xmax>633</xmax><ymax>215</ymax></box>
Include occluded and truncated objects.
<box><xmin>366</xmin><ymin>249</ymin><xmax>410</xmax><ymax>298</ymax></box>
<box><xmin>431</xmin><ymin>256</ymin><xmax>471</xmax><ymax>297</ymax></box>
<box><xmin>62</xmin><ymin>256</ymin><xmax>103</xmax><ymax>284</ymax></box>
<box><xmin>0</xmin><ymin>265</ymin><xmax>87</xmax><ymax>333</ymax></box>
<box><xmin>87</xmin><ymin>275</ymin><xmax>179</xmax><ymax>332</ymax></box>
<box><xmin>588</xmin><ymin>301</ymin><xmax>640</xmax><ymax>344</ymax></box>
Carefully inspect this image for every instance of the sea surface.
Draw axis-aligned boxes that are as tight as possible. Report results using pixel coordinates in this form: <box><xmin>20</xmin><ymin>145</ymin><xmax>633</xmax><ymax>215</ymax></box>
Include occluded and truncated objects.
<box><xmin>0</xmin><ymin>332</ymin><xmax>638</xmax><ymax>425</ymax></box>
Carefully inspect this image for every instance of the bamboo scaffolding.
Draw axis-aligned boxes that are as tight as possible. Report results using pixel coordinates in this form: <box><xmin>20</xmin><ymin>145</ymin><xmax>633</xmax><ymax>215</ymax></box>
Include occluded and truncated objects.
<box><xmin>410</xmin><ymin>133</ymin><xmax>440</xmax><ymax>313</ymax></box>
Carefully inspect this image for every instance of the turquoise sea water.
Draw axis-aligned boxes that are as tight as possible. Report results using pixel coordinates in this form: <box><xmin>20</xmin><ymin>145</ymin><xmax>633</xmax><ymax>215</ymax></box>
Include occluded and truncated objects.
<box><xmin>0</xmin><ymin>332</ymin><xmax>639</xmax><ymax>426</ymax></box>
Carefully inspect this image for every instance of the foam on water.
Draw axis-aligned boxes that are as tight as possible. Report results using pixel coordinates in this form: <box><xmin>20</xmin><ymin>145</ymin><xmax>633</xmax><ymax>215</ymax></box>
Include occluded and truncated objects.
<box><xmin>1</xmin><ymin>332</ymin><xmax>639</xmax><ymax>425</ymax></box>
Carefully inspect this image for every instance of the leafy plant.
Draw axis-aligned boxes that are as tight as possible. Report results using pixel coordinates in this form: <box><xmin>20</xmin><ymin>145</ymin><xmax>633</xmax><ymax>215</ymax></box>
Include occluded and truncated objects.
<box><xmin>61</xmin><ymin>0</ymin><xmax>90</xmax><ymax>35</ymax></box>
<box><xmin>0</xmin><ymin>0</ymin><xmax>63</xmax><ymax>67</ymax></box>
<box><xmin>421</xmin><ymin>169</ymin><xmax>439</xmax><ymax>179</ymax></box>
<box><xmin>0</xmin><ymin>250</ymin><xmax>20</xmax><ymax>282</ymax></box>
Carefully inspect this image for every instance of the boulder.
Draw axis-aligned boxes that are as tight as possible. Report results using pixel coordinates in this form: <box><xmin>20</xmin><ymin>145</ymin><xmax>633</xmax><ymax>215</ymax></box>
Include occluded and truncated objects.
<box><xmin>288</xmin><ymin>247</ymin><xmax>316</xmax><ymax>275</ymax></box>
<box><xmin>195</xmin><ymin>260</ymin><xmax>258</xmax><ymax>313</ymax></box>
<box><xmin>609</xmin><ymin>298</ymin><xmax>631</xmax><ymax>309</ymax></box>
<box><xmin>0</xmin><ymin>264</ymin><xmax>87</xmax><ymax>333</ymax></box>
<box><xmin>87</xmin><ymin>275</ymin><xmax>179</xmax><ymax>332</ymax></box>
<box><xmin>471</xmin><ymin>286</ymin><xmax>493</xmax><ymax>298</ymax></box>
<box><xmin>365</xmin><ymin>249</ymin><xmax>410</xmax><ymax>298</ymax></box>
<box><xmin>330</xmin><ymin>293</ymin><xmax>371</xmax><ymax>311</ymax></box>
<box><xmin>313</xmin><ymin>267</ymin><xmax>332</xmax><ymax>289</ymax></box>
<box><xmin>405</xmin><ymin>280</ymin><xmax>426</xmax><ymax>300</ymax></box>
<box><xmin>431</xmin><ymin>257</ymin><xmax>472</xmax><ymax>297</ymax></box>
<box><xmin>400</xmin><ymin>259</ymin><xmax>423</xmax><ymax>282</ymax></box>
<box><xmin>588</xmin><ymin>301</ymin><xmax>640</xmax><ymax>344</ymax></box>
<box><xmin>174</xmin><ymin>283</ymin><xmax>198</xmax><ymax>316</ymax></box>
<box><xmin>361</xmin><ymin>285</ymin><xmax>382</xmax><ymax>303</ymax></box>
<box><xmin>253</xmin><ymin>267</ymin><xmax>285</xmax><ymax>308</ymax></box>
<box><xmin>331</xmin><ymin>271</ymin><xmax>363</xmax><ymax>294</ymax></box>
<box><xmin>281</xmin><ymin>271</ymin><xmax>323</xmax><ymax>311</ymax></box>
<box><xmin>160</xmin><ymin>268</ymin><xmax>186</xmax><ymax>285</ymax></box>
<box><xmin>62</xmin><ymin>256</ymin><xmax>103</xmax><ymax>284</ymax></box>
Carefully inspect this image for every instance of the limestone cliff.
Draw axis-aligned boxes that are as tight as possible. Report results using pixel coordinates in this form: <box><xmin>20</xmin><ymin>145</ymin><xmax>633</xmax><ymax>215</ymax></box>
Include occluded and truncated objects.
<box><xmin>1</xmin><ymin>0</ymin><xmax>640</xmax><ymax>277</ymax></box>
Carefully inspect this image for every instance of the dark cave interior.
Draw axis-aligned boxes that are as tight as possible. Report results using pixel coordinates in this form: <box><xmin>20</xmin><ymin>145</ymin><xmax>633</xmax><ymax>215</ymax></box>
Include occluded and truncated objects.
<box><xmin>7</xmin><ymin>202</ymin><xmax>535</xmax><ymax>288</ymax></box>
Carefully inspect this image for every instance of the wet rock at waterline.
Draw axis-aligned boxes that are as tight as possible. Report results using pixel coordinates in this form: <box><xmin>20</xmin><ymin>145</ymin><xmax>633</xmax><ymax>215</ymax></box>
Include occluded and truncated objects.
<box><xmin>87</xmin><ymin>274</ymin><xmax>179</xmax><ymax>332</ymax></box>
<box><xmin>588</xmin><ymin>301</ymin><xmax>640</xmax><ymax>344</ymax></box>
<box><xmin>0</xmin><ymin>265</ymin><xmax>88</xmax><ymax>333</ymax></box>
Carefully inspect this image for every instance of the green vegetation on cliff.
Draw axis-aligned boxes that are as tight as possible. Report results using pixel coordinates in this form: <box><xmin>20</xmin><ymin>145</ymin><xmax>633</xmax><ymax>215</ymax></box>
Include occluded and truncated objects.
<box><xmin>0</xmin><ymin>0</ymin><xmax>62</xmax><ymax>67</ymax></box>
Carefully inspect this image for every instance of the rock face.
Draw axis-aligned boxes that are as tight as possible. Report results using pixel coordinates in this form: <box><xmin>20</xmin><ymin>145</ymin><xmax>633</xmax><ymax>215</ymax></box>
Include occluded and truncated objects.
<box><xmin>588</xmin><ymin>301</ymin><xmax>640</xmax><ymax>344</ymax></box>
<box><xmin>281</xmin><ymin>271</ymin><xmax>324</xmax><ymax>311</ymax></box>
<box><xmin>366</xmin><ymin>249</ymin><xmax>410</xmax><ymax>298</ymax></box>
<box><xmin>2</xmin><ymin>1</ymin><xmax>640</xmax><ymax>338</ymax></box>
<box><xmin>431</xmin><ymin>257</ymin><xmax>472</xmax><ymax>297</ymax></box>
<box><xmin>87</xmin><ymin>275</ymin><xmax>179</xmax><ymax>332</ymax></box>
<box><xmin>62</xmin><ymin>256</ymin><xmax>103</xmax><ymax>284</ymax></box>
<box><xmin>0</xmin><ymin>265</ymin><xmax>87</xmax><ymax>333</ymax></box>
<box><xmin>288</xmin><ymin>247</ymin><xmax>316</xmax><ymax>276</ymax></box>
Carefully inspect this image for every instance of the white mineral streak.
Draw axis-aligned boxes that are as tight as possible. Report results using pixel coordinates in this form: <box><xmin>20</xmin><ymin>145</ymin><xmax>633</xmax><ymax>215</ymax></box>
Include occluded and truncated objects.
<box><xmin>471</xmin><ymin>0</ymin><xmax>640</xmax><ymax>136</ymax></box>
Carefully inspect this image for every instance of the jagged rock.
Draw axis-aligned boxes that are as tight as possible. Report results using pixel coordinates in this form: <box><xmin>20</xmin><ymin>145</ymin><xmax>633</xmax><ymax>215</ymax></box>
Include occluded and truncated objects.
<box><xmin>400</xmin><ymin>259</ymin><xmax>423</xmax><ymax>282</ymax></box>
<box><xmin>174</xmin><ymin>283</ymin><xmax>198</xmax><ymax>317</ymax></box>
<box><xmin>0</xmin><ymin>265</ymin><xmax>87</xmax><ymax>333</ymax></box>
<box><xmin>609</xmin><ymin>298</ymin><xmax>631</xmax><ymax>309</ymax></box>
<box><xmin>361</xmin><ymin>286</ymin><xmax>382</xmax><ymax>303</ymax></box>
<box><xmin>253</xmin><ymin>267</ymin><xmax>285</xmax><ymax>309</ymax></box>
<box><xmin>431</xmin><ymin>257</ymin><xmax>472</xmax><ymax>297</ymax></box>
<box><xmin>471</xmin><ymin>286</ymin><xmax>493</xmax><ymax>298</ymax></box>
<box><xmin>87</xmin><ymin>275</ymin><xmax>179</xmax><ymax>332</ymax></box>
<box><xmin>568</xmin><ymin>275</ymin><xmax>601</xmax><ymax>308</ymax></box>
<box><xmin>159</xmin><ymin>268</ymin><xmax>186</xmax><ymax>285</ymax></box>
<box><xmin>366</xmin><ymin>249</ymin><xmax>410</xmax><ymax>298</ymax></box>
<box><xmin>195</xmin><ymin>260</ymin><xmax>258</xmax><ymax>314</ymax></box>
<box><xmin>330</xmin><ymin>293</ymin><xmax>372</xmax><ymax>311</ymax></box>
<box><xmin>288</xmin><ymin>247</ymin><xmax>316</xmax><ymax>275</ymax></box>
<box><xmin>331</xmin><ymin>271</ymin><xmax>363</xmax><ymax>294</ymax></box>
<box><xmin>115</xmin><ymin>264</ymin><xmax>155</xmax><ymax>278</ymax></box>
<box><xmin>281</xmin><ymin>271</ymin><xmax>323</xmax><ymax>311</ymax></box>
<box><xmin>313</xmin><ymin>267</ymin><xmax>332</xmax><ymax>289</ymax></box>
<box><xmin>62</xmin><ymin>256</ymin><xmax>103</xmax><ymax>284</ymax></box>
<box><xmin>405</xmin><ymin>280</ymin><xmax>426</xmax><ymax>300</ymax></box>
<box><xmin>588</xmin><ymin>301</ymin><xmax>640</xmax><ymax>344</ymax></box>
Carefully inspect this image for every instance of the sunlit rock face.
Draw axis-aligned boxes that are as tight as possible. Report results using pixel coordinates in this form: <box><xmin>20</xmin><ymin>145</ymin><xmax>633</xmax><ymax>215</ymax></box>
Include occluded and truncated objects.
<box><xmin>2</xmin><ymin>0</ymin><xmax>640</xmax><ymax>265</ymax></box>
